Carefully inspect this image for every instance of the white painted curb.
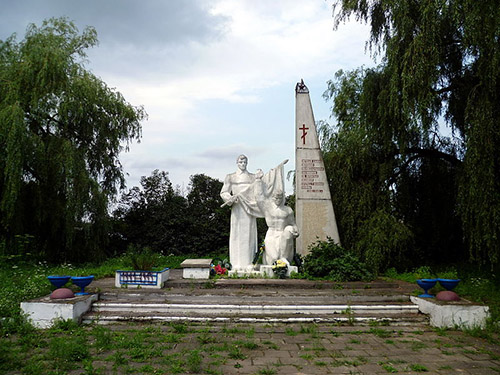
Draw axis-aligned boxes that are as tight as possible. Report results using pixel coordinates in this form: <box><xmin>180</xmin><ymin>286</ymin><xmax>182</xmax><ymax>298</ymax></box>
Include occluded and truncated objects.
<box><xmin>410</xmin><ymin>296</ymin><xmax>489</xmax><ymax>329</ymax></box>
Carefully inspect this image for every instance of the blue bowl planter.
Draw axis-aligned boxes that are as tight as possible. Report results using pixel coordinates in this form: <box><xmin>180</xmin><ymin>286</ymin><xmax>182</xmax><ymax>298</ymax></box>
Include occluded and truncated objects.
<box><xmin>438</xmin><ymin>278</ymin><xmax>460</xmax><ymax>291</ymax></box>
<box><xmin>115</xmin><ymin>268</ymin><xmax>170</xmax><ymax>289</ymax></box>
<box><xmin>47</xmin><ymin>275</ymin><xmax>71</xmax><ymax>289</ymax></box>
<box><xmin>417</xmin><ymin>278</ymin><xmax>437</xmax><ymax>298</ymax></box>
<box><xmin>71</xmin><ymin>276</ymin><xmax>94</xmax><ymax>295</ymax></box>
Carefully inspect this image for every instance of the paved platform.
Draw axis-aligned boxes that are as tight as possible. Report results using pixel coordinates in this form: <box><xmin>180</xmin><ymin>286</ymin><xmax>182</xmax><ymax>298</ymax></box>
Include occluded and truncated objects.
<box><xmin>92</xmin><ymin>269</ymin><xmax>416</xmax><ymax>290</ymax></box>
<box><xmin>80</xmin><ymin>270</ymin><xmax>500</xmax><ymax>374</ymax></box>
<box><xmin>78</xmin><ymin>320</ymin><xmax>500</xmax><ymax>374</ymax></box>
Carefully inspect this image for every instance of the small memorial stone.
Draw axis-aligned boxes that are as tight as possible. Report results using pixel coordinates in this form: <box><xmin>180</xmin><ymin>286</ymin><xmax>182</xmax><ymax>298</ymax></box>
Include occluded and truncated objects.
<box><xmin>181</xmin><ymin>259</ymin><xmax>213</xmax><ymax>279</ymax></box>
<box><xmin>50</xmin><ymin>288</ymin><xmax>75</xmax><ymax>299</ymax></box>
<box><xmin>436</xmin><ymin>291</ymin><xmax>460</xmax><ymax>301</ymax></box>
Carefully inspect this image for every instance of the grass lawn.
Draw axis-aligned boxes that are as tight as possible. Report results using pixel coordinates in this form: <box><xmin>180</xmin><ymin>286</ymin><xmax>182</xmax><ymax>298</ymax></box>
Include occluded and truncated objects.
<box><xmin>0</xmin><ymin>253</ymin><xmax>193</xmax><ymax>324</ymax></box>
<box><xmin>1</xmin><ymin>256</ymin><xmax>500</xmax><ymax>374</ymax></box>
<box><xmin>1</xmin><ymin>320</ymin><xmax>500</xmax><ymax>374</ymax></box>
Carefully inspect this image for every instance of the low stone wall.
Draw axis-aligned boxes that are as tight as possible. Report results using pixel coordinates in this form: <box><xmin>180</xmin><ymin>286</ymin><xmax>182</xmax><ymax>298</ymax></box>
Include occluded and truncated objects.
<box><xmin>21</xmin><ymin>294</ymin><xmax>98</xmax><ymax>329</ymax></box>
<box><xmin>411</xmin><ymin>296</ymin><xmax>490</xmax><ymax>329</ymax></box>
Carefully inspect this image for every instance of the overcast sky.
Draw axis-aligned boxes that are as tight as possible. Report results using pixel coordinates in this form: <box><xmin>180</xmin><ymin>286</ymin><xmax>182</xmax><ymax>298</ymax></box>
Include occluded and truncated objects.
<box><xmin>1</xmin><ymin>0</ymin><xmax>373</xmax><ymax>194</ymax></box>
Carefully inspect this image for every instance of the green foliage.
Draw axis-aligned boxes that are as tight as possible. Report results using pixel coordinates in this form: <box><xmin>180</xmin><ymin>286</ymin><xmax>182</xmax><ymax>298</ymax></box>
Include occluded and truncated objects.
<box><xmin>272</xmin><ymin>260</ymin><xmax>288</xmax><ymax>279</ymax></box>
<box><xmin>186</xmin><ymin>173</ymin><xmax>231</xmax><ymax>255</ymax></box>
<box><xmin>0</xmin><ymin>313</ymin><xmax>35</xmax><ymax>337</ymax></box>
<box><xmin>325</xmin><ymin>0</ymin><xmax>500</xmax><ymax>268</ymax></box>
<box><xmin>303</xmin><ymin>238</ymin><xmax>373</xmax><ymax>281</ymax></box>
<box><xmin>49</xmin><ymin>318</ymin><xmax>80</xmax><ymax>332</ymax></box>
<box><xmin>408</xmin><ymin>363</ymin><xmax>429</xmax><ymax>372</ymax></box>
<box><xmin>321</xmin><ymin>69</ymin><xmax>463</xmax><ymax>270</ymax></box>
<box><xmin>0</xmin><ymin>262</ymin><xmax>52</xmax><ymax>322</ymax></box>
<box><xmin>48</xmin><ymin>336</ymin><xmax>89</xmax><ymax>368</ymax></box>
<box><xmin>112</xmin><ymin>170</ymin><xmax>191</xmax><ymax>255</ymax></box>
<box><xmin>356</xmin><ymin>209</ymin><xmax>414</xmax><ymax>273</ymax></box>
<box><xmin>186</xmin><ymin>349</ymin><xmax>203</xmax><ymax>373</ymax></box>
<box><xmin>385</xmin><ymin>266</ymin><xmax>434</xmax><ymax>283</ymax></box>
<box><xmin>125</xmin><ymin>245</ymin><xmax>160</xmax><ymax>270</ymax></box>
<box><xmin>0</xmin><ymin>339</ymin><xmax>17</xmax><ymax>372</ymax></box>
<box><xmin>227</xmin><ymin>346</ymin><xmax>246</xmax><ymax>360</ymax></box>
<box><xmin>113</xmin><ymin>170</ymin><xmax>230</xmax><ymax>256</ymax></box>
<box><xmin>92</xmin><ymin>326</ymin><xmax>114</xmax><ymax>352</ymax></box>
<box><xmin>0</xmin><ymin>18</ymin><xmax>146</xmax><ymax>263</ymax></box>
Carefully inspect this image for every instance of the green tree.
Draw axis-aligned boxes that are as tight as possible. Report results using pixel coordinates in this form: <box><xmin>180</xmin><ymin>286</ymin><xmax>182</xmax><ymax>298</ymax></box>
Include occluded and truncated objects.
<box><xmin>113</xmin><ymin>170</ymin><xmax>190</xmax><ymax>255</ymax></box>
<box><xmin>323</xmin><ymin>0</ymin><xmax>500</xmax><ymax>269</ymax></box>
<box><xmin>321</xmin><ymin>68</ymin><xmax>462</xmax><ymax>271</ymax></box>
<box><xmin>186</xmin><ymin>174</ymin><xmax>230</xmax><ymax>255</ymax></box>
<box><xmin>0</xmin><ymin>18</ymin><xmax>146</xmax><ymax>262</ymax></box>
<box><xmin>113</xmin><ymin>171</ymin><xmax>230</xmax><ymax>256</ymax></box>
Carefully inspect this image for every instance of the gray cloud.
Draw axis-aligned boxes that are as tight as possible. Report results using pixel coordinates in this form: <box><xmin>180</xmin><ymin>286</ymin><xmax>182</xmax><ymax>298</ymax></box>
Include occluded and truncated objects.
<box><xmin>197</xmin><ymin>145</ymin><xmax>267</xmax><ymax>161</ymax></box>
<box><xmin>0</xmin><ymin>0</ymin><xmax>229</xmax><ymax>83</ymax></box>
<box><xmin>125</xmin><ymin>156</ymin><xmax>200</xmax><ymax>172</ymax></box>
<box><xmin>1</xmin><ymin>0</ymin><xmax>228</xmax><ymax>46</ymax></box>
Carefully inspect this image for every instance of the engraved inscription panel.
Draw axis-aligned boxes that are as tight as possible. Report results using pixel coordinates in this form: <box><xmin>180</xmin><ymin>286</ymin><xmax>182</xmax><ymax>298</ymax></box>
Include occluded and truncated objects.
<box><xmin>300</xmin><ymin>159</ymin><xmax>325</xmax><ymax>193</ymax></box>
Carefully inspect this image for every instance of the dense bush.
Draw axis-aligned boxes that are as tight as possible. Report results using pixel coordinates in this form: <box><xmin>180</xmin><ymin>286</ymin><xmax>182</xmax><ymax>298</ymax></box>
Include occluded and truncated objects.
<box><xmin>355</xmin><ymin>209</ymin><xmax>414</xmax><ymax>273</ymax></box>
<box><xmin>125</xmin><ymin>245</ymin><xmax>161</xmax><ymax>270</ymax></box>
<box><xmin>303</xmin><ymin>238</ymin><xmax>372</xmax><ymax>281</ymax></box>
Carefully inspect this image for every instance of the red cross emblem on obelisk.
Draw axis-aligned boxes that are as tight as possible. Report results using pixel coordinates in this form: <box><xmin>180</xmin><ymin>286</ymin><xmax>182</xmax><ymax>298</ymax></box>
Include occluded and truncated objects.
<box><xmin>299</xmin><ymin>124</ymin><xmax>309</xmax><ymax>145</ymax></box>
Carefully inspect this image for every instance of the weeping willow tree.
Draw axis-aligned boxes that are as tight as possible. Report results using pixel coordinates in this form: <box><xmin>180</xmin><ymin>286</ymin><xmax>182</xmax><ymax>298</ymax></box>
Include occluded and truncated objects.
<box><xmin>323</xmin><ymin>0</ymin><xmax>499</xmax><ymax>270</ymax></box>
<box><xmin>0</xmin><ymin>18</ymin><xmax>146</xmax><ymax>262</ymax></box>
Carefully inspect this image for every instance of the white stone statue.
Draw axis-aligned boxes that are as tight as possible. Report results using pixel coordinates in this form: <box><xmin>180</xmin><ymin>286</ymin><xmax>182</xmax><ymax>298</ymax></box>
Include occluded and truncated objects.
<box><xmin>255</xmin><ymin>166</ymin><xmax>299</xmax><ymax>265</ymax></box>
<box><xmin>220</xmin><ymin>156</ymin><xmax>297</xmax><ymax>271</ymax></box>
<box><xmin>220</xmin><ymin>155</ymin><xmax>258</xmax><ymax>272</ymax></box>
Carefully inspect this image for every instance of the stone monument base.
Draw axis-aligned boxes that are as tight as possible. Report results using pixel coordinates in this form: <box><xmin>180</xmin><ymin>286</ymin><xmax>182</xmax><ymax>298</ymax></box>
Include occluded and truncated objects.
<box><xmin>228</xmin><ymin>265</ymin><xmax>298</xmax><ymax>278</ymax></box>
<box><xmin>260</xmin><ymin>265</ymin><xmax>298</xmax><ymax>278</ymax></box>
<box><xmin>227</xmin><ymin>269</ymin><xmax>262</xmax><ymax>277</ymax></box>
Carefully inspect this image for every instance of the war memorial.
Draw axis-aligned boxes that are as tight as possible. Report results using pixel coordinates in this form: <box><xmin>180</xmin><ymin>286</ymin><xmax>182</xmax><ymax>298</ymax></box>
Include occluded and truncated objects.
<box><xmin>19</xmin><ymin>81</ymin><xmax>495</xmax><ymax>374</ymax></box>
<box><xmin>4</xmin><ymin>2</ymin><xmax>500</xmax><ymax>371</ymax></box>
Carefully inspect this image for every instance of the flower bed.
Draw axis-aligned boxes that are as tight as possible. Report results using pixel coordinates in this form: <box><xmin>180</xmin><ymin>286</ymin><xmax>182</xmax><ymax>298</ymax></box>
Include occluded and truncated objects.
<box><xmin>115</xmin><ymin>268</ymin><xmax>170</xmax><ymax>289</ymax></box>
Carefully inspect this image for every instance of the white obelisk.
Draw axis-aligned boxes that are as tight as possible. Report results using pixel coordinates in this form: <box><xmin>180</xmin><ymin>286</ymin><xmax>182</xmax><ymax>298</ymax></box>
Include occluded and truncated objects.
<box><xmin>295</xmin><ymin>80</ymin><xmax>340</xmax><ymax>256</ymax></box>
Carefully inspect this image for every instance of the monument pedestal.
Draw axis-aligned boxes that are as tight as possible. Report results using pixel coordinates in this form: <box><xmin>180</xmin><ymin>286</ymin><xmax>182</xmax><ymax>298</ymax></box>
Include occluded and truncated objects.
<box><xmin>228</xmin><ymin>265</ymin><xmax>298</xmax><ymax>278</ymax></box>
<box><xmin>260</xmin><ymin>265</ymin><xmax>298</xmax><ymax>278</ymax></box>
<box><xmin>227</xmin><ymin>268</ymin><xmax>262</xmax><ymax>278</ymax></box>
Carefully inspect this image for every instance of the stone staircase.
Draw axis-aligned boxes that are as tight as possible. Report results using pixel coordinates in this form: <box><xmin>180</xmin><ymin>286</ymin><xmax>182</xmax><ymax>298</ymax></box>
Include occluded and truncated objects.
<box><xmin>82</xmin><ymin>270</ymin><xmax>426</xmax><ymax>326</ymax></box>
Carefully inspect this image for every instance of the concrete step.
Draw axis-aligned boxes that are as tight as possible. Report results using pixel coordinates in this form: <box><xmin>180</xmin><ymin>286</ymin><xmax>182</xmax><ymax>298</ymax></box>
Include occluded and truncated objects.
<box><xmin>84</xmin><ymin>299</ymin><xmax>421</xmax><ymax>326</ymax></box>
<box><xmin>98</xmin><ymin>291</ymin><xmax>411</xmax><ymax>304</ymax></box>
<box><xmin>92</xmin><ymin>301</ymin><xmax>419</xmax><ymax>315</ymax></box>
<box><xmin>164</xmin><ymin>278</ymin><xmax>405</xmax><ymax>290</ymax></box>
<box><xmin>82</xmin><ymin>310</ymin><xmax>427</xmax><ymax>326</ymax></box>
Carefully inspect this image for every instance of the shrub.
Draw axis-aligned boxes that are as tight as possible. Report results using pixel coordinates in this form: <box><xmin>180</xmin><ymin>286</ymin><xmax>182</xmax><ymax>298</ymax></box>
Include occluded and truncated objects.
<box><xmin>125</xmin><ymin>245</ymin><xmax>160</xmax><ymax>270</ymax></box>
<box><xmin>356</xmin><ymin>209</ymin><xmax>414</xmax><ymax>274</ymax></box>
<box><xmin>303</xmin><ymin>238</ymin><xmax>373</xmax><ymax>281</ymax></box>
